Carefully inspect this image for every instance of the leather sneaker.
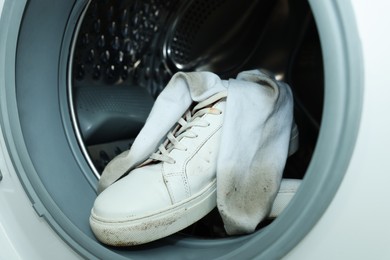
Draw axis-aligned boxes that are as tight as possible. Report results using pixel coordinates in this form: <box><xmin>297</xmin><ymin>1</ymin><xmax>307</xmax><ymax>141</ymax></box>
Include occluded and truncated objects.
<box><xmin>90</xmin><ymin>91</ymin><xmax>228</xmax><ymax>246</ymax></box>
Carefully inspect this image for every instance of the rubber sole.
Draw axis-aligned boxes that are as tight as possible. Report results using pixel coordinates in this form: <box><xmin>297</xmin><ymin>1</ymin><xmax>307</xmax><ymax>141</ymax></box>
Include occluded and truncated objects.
<box><xmin>90</xmin><ymin>180</ymin><xmax>217</xmax><ymax>246</ymax></box>
<box><xmin>90</xmin><ymin>177</ymin><xmax>301</xmax><ymax>246</ymax></box>
<box><xmin>269</xmin><ymin>178</ymin><xmax>301</xmax><ymax>218</ymax></box>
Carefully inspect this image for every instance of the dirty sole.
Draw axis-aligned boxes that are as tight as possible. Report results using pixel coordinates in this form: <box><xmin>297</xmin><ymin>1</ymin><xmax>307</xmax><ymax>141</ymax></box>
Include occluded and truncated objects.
<box><xmin>89</xmin><ymin>180</ymin><xmax>217</xmax><ymax>246</ymax></box>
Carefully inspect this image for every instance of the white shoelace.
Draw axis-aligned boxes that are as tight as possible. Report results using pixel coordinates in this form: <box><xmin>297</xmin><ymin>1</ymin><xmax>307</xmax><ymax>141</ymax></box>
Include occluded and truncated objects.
<box><xmin>149</xmin><ymin>91</ymin><xmax>227</xmax><ymax>164</ymax></box>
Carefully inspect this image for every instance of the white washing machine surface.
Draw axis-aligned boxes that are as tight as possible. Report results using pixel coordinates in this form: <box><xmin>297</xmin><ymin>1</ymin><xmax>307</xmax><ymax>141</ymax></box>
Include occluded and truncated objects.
<box><xmin>0</xmin><ymin>0</ymin><xmax>390</xmax><ymax>259</ymax></box>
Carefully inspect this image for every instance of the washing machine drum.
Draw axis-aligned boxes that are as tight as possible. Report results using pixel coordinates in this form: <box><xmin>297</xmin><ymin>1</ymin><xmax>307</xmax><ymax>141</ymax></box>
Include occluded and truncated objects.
<box><xmin>8</xmin><ymin>0</ymin><xmax>362</xmax><ymax>258</ymax></box>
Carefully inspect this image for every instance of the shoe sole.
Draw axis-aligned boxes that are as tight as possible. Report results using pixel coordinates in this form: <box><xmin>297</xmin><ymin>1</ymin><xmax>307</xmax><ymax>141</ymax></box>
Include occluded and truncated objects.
<box><xmin>90</xmin><ymin>178</ymin><xmax>301</xmax><ymax>246</ymax></box>
<box><xmin>269</xmin><ymin>178</ymin><xmax>301</xmax><ymax>218</ymax></box>
<box><xmin>90</xmin><ymin>180</ymin><xmax>217</xmax><ymax>246</ymax></box>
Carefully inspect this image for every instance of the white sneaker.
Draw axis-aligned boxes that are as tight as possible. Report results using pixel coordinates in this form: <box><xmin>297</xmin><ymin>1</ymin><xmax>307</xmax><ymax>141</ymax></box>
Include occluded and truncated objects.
<box><xmin>90</xmin><ymin>90</ymin><xmax>299</xmax><ymax>246</ymax></box>
<box><xmin>90</xmin><ymin>91</ymin><xmax>228</xmax><ymax>246</ymax></box>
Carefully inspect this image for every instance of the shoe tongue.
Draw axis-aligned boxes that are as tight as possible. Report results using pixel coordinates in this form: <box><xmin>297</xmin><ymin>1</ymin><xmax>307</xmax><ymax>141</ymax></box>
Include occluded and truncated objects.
<box><xmin>193</xmin><ymin>90</ymin><xmax>227</xmax><ymax>111</ymax></box>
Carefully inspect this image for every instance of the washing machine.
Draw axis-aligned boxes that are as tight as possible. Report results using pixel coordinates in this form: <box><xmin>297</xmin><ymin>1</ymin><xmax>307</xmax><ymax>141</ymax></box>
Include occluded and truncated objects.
<box><xmin>1</xmin><ymin>0</ymin><xmax>390</xmax><ymax>259</ymax></box>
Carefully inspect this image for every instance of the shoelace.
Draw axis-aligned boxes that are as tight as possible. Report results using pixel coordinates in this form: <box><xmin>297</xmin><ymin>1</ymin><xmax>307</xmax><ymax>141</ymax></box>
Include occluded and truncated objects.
<box><xmin>149</xmin><ymin>91</ymin><xmax>227</xmax><ymax>164</ymax></box>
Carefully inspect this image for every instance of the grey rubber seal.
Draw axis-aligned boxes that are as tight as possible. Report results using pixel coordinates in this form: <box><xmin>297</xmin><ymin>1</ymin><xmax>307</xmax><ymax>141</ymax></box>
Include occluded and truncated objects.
<box><xmin>0</xmin><ymin>0</ymin><xmax>363</xmax><ymax>259</ymax></box>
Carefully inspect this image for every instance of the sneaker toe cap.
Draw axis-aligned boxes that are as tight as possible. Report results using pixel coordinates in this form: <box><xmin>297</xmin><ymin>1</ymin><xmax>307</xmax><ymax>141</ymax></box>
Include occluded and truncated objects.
<box><xmin>91</xmin><ymin>164</ymin><xmax>172</xmax><ymax>221</ymax></box>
